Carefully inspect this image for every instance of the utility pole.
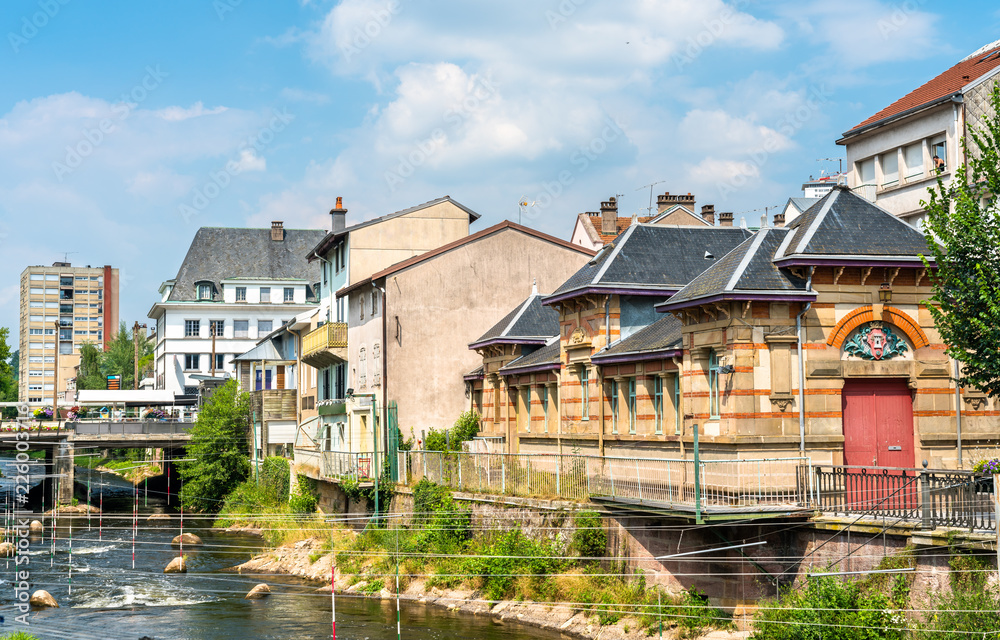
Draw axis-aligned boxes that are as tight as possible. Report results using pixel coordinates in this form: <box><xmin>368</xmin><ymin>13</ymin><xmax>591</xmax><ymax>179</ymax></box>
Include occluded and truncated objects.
<box><xmin>210</xmin><ymin>321</ymin><xmax>217</xmax><ymax>377</ymax></box>
<box><xmin>52</xmin><ymin>319</ymin><xmax>60</xmax><ymax>420</ymax></box>
<box><xmin>133</xmin><ymin>321</ymin><xmax>147</xmax><ymax>390</ymax></box>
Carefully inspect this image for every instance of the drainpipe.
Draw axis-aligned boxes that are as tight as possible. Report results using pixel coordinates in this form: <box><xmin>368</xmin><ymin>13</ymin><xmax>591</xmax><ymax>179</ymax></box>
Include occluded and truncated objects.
<box><xmin>376</xmin><ymin>281</ymin><xmax>389</xmax><ymax>477</ymax></box>
<box><xmin>955</xmin><ymin>360</ymin><xmax>963</xmax><ymax>468</ymax></box>
<box><xmin>796</xmin><ymin>268</ymin><xmax>814</xmax><ymax>458</ymax></box>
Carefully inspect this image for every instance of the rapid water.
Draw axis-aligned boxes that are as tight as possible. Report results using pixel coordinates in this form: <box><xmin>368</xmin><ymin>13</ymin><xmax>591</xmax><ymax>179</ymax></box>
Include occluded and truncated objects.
<box><xmin>0</xmin><ymin>459</ymin><xmax>563</xmax><ymax>640</ymax></box>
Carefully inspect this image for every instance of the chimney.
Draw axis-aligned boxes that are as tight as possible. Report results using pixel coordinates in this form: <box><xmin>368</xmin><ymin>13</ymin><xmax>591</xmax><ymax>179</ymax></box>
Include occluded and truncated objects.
<box><xmin>701</xmin><ymin>204</ymin><xmax>715</xmax><ymax>226</ymax></box>
<box><xmin>330</xmin><ymin>196</ymin><xmax>347</xmax><ymax>232</ymax></box>
<box><xmin>773</xmin><ymin>211</ymin><xmax>786</xmax><ymax>227</ymax></box>
<box><xmin>600</xmin><ymin>197</ymin><xmax>618</xmax><ymax>235</ymax></box>
<box><xmin>718</xmin><ymin>211</ymin><xmax>733</xmax><ymax>227</ymax></box>
<box><xmin>656</xmin><ymin>191</ymin><xmax>696</xmax><ymax>214</ymax></box>
<box><xmin>270</xmin><ymin>221</ymin><xmax>284</xmax><ymax>241</ymax></box>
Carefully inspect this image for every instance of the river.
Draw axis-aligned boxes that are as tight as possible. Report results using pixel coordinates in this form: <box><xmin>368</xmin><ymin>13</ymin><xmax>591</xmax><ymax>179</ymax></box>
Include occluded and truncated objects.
<box><xmin>0</xmin><ymin>458</ymin><xmax>564</xmax><ymax>640</ymax></box>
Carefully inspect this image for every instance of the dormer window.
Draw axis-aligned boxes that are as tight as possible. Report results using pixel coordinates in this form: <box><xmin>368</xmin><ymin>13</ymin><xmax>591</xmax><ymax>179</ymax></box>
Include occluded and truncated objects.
<box><xmin>197</xmin><ymin>283</ymin><xmax>213</xmax><ymax>301</ymax></box>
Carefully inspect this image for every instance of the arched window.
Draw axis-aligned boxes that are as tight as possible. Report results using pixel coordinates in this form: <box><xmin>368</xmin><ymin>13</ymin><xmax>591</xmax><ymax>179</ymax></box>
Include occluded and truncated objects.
<box><xmin>708</xmin><ymin>350</ymin><xmax>720</xmax><ymax>419</ymax></box>
<box><xmin>358</xmin><ymin>347</ymin><xmax>367</xmax><ymax>389</ymax></box>
<box><xmin>196</xmin><ymin>281</ymin><xmax>213</xmax><ymax>301</ymax></box>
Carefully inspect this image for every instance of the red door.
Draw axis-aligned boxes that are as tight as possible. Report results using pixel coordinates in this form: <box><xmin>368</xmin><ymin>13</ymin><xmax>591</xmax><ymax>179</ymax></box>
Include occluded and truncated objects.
<box><xmin>842</xmin><ymin>379</ymin><xmax>916</xmax><ymax>511</ymax></box>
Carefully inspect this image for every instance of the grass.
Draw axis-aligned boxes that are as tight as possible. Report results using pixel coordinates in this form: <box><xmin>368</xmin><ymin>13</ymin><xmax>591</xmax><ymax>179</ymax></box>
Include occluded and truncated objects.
<box><xmin>2</xmin><ymin>632</ymin><xmax>41</xmax><ymax>640</ymax></box>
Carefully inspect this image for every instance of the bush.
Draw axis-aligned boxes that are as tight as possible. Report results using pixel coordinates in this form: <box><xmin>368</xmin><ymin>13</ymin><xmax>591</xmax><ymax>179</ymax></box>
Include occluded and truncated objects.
<box><xmin>572</xmin><ymin>510</ymin><xmax>606</xmax><ymax>559</ymax></box>
<box><xmin>289</xmin><ymin>474</ymin><xmax>318</xmax><ymax>514</ymax></box>
<box><xmin>260</xmin><ymin>456</ymin><xmax>290</xmax><ymax>502</ymax></box>
<box><xmin>918</xmin><ymin>552</ymin><xmax>1000</xmax><ymax>639</ymax></box>
<box><xmin>424</xmin><ymin>411</ymin><xmax>480</xmax><ymax>451</ymax></box>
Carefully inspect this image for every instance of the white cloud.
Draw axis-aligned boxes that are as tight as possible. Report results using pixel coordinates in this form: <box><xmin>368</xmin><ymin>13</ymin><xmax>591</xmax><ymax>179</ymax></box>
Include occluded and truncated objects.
<box><xmin>234</xmin><ymin>149</ymin><xmax>267</xmax><ymax>173</ymax></box>
<box><xmin>279</xmin><ymin>87</ymin><xmax>331</xmax><ymax>104</ymax></box>
<box><xmin>679</xmin><ymin>109</ymin><xmax>794</xmax><ymax>155</ymax></box>
<box><xmin>156</xmin><ymin>102</ymin><xmax>229</xmax><ymax>122</ymax></box>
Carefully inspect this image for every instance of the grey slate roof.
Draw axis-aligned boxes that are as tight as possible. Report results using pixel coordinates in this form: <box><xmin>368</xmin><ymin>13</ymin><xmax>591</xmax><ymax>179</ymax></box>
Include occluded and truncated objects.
<box><xmin>545</xmin><ymin>224</ymin><xmax>752</xmax><ymax>302</ymax></box>
<box><xmin>591</xmin><ymin>315</ymin><xmax>683</xmax><ymax>361</ymax></box>
<box><xmin>499</xmin><ymin>338</ymin><xmax>561</xmax><ymax>374</ymax></box>
<box><xmin>657</xmin><ymin>228</ymin><xmax>812</xmax><ymax>310</ymax></box>
<box><xmin>308</xmin><ymin>196</ymin><xmax>481</xmax><ymax>260</ymax></box>
<box><xmin>774</xmin><ymin>186</ymin><xmax>931</xmax><ymax>263</ymax></box>
<box><xmin>168</xmin><ymin>227</ymin><xmax>325</xmax><ymax>302</ymax></box>
<box><xmin>470</xmin><ymin>293</ymin><xmax>559</xmax><ymax>347</ymax></box>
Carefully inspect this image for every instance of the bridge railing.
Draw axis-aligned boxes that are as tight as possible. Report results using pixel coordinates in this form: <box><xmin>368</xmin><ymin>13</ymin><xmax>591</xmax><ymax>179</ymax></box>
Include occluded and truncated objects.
<box><xmin>321</xmin><ymin>450</ymin><xmax>385</xmax><ymax>481</ymax></box>
<box><xmin>68</xmin><ymin>421</ymin><xmax>195</xmax><ymax>436</ymax></box>
<box><xmin>812</xmin><ymin>465</ymin><xmax>996</xmax><ymax>532</ymax></box>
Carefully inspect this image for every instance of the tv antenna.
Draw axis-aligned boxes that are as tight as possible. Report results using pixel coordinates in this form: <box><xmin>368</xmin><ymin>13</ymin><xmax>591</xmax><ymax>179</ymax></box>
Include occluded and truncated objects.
<box><xmin>60</xmin><ymin>251</ymin><xmax>78</xmax><ymax>263</ymax></box>
<box><xmin>636</xmin><ymin>181</ymin><xmax>665</xmax><ymax>216</ymax></box>
<box><xmin>816</xmin><ymin>158</ymin><xmax>844</xmax><ymax>175</ymax></box>
<box><xmin>735</xmin><ymin>204</ymin><xmax>781</xmax><ymax>228</ymax></box>
<box><xmin>517</xmin><ymin>197</ymin><xmax>536</xmax><ymax>225</ymax></box>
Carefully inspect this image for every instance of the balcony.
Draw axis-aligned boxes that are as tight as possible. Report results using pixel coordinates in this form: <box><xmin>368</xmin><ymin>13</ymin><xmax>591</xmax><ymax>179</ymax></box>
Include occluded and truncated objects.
<box><xmin>301</xmin><ymin>322</ymin><xmax>347</xmax><ymax>368</ymax></box>
<box><xmin>250</xmin><ymin>388</ymin><xmax>298</xmax><ymax>421</ymax></box>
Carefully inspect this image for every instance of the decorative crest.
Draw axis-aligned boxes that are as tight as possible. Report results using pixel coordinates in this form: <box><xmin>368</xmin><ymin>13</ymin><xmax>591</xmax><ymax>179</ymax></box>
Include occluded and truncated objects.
<box><xmin>843</xmin><ymin>321</ymin><xmax>908</xmax><ymax>360</ymax></box>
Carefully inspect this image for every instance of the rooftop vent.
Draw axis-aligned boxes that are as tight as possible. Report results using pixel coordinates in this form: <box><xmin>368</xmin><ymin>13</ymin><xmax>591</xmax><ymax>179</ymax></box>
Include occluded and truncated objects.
<box><xmin>271</xmin><ymin>221</ymin><xmax>284</xmax><ymax>241</ymax></box>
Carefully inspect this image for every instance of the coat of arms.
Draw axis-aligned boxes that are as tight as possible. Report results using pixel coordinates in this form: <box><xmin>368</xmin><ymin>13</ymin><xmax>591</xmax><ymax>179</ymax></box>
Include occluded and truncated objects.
<box><xmin>843</xmin><ymin>322</ymin><xmax>908</xmax><ymax>360</ymax></box>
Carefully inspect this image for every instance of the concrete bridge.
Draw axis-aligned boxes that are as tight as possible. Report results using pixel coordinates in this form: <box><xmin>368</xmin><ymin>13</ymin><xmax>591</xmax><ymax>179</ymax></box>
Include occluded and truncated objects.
<box><xmin>0</xmin><ymin>420</ymin><xmax>193</xmax><ymax>506</ymax></box>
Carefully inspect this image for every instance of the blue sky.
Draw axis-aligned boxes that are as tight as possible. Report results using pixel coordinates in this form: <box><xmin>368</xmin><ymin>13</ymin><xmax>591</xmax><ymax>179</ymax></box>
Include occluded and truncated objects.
<box><xmin>1</xmin><ymin>0</ymin><xmax>998</xmax><ymax>344</ymax></box>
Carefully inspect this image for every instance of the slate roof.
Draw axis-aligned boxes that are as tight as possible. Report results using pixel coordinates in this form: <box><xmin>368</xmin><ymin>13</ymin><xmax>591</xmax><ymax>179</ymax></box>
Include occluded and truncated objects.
<box><xmin>591</xmin><ymin>315</ymin><xmax>683</xmax><ymax>362</ymax></box>
<box><xmin>167</xmin><ymin>227</ymin><xmax>325</xmax><ymax>302</ymax></box>
<box><xmin>773</xmin><ymin>186</ymin><xmax>932</xmax><ymax>264</ymax></box>
<box><xmin>545</xmin><ymin>224</ymin><xmax>752</xmax><ymax>303</ymax></box>
<box><xmin>498</xmin><ymin>338</ymin><xmax>561</xmax><ymax>374</ymax></box>
<box><xmin>843</xmin><ymin>40</ymin><xmax>1000</xmax><ymax>137</ymax></box>
<box><xmin>657</xmin><ymin>228</ymin><xmax>813</xmax><ymax>311</ymax></box>
<box><xmin>470</xmin><ymin>292</ymin><xmax>559</xmax><ymax>348</ymax></box>
<box><xmin>464</xmin><ymin>365</ymin><xmax>484</xmax><ymax>381</ymax></box>
<box><xmin>308</xmin><ymin>196</ymin><xmax>481</xmax><ymax>260</ymax></box>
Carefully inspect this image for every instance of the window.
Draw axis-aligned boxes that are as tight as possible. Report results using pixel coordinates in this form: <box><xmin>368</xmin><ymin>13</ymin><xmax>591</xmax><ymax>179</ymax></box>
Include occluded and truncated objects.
<box><xmin>284</xmin><ymin>287</ymin><xmax>294</xmax><ymax>303</ymax></box>
<box><xmin>371</xmin><ymin>291</ymin><xmax>379</xmax><ymax>315</ymax></box>
<box><xmin>359</xmin><ymin>294</ymin><xmax>365</xmax><ymax>321</ymax></box>
<box><xmin>29</xmin><ymin>315</ymin><xmax>42</xmax><ymax>322</ymax></box>
<box><xmin>359</xmin><ymin>347</ymin><xmax>367</xmax><ymax>388</ymax></box>
<box><xmin>628</xmin><ymin>378</ymin><xmax>637</xmax><ymax>434</ymax></box>
<box><xmin>28</xmin><ymin>343</ymin><xmax>42</xmax><ymax>350</ymax></box>
<box><xmin>45</xmin><ymin>274</ymin><xmax>57</xmax><ymax>281</ymax></box>
<box><xmin>904</xmin><ymin>143</ymin><xmax>924</xmax><ymax>180</ymax></box>
<box><xmin>709</xmin><ymin>350</ymin><xmax>721</xmax><ymax>419</ymax></box>
<box><xmin>932</xmin><ymin>137</ymin><xmax>947</xmax><ymax>172</ymax></box>
<box><xmin>184</xmin><ymin>354</ymin><xmax>200</xmax><ymax>370</ymax></box>
<box><xmin>258</xmin><ymin>320</ymin><xmax>272</xmax><ymax>335</ymax></box>
<box><xmin>580</xmin><ymin>367</ymin><xmax>590</xmax><ymax>421</ymax></box>
<box><xmin>234</xmin><ymin>320</ymin><xmax>249</xmax><ymax>338</ymax></box>
<box><xmin>28</xmin><ymin>371</ymin><xmax>42</xmax><ymax>377</ymax></box>
<box><xmin>541</xmin><ymin>386</ymin><xmax>549</xmax><ymax>433</ymax></box>
<box><xmin>29</xmin><ymin>301</ymin><xmax>42</xmax><ymax>308</ymax></box>
<box><xmin>210</xmin><ymin>320</ymin><xmax>224</xmax><ymax>337</ymax></box>
<box><xmin>30</xmin><ymin>274</ymin><xmax>43</xmax><ymax>281</ymax></box>
<box><xmin>336</xmin><ymin>297</ymin><xmax>345</xmax><ymax>323</ymax></box>
<box><xmin>610</xmin><ymin>379</ymin><xmax>619</xmax><ymax>434</ymax></box>
<box><xmin>198</xmin><ymin>284</ymin><xmax>213</xmax><ymax>300</ymax></box>
<box><xmin>372</xmin><ymin>343</ymin><xmax>381</xmax><ymax>387</ymax></box>
<box><xmin>28</xmin><ymin>385</ymin><xmax>42</xmax><ymax>392</ymax></box>
<box><xmin>59</xmin><ymin>343</ymin><xmax>72</xmax><ymax>355</ymax></box>
<box><xmin>184</xmin><ymin>320</ymin><xmax>200</xmax><ymax>337</ymax></box>
<box><xmin>880</xmin><ymin>150</ymin><xmax>899</xmax><ymax>188</ymax></box>
<box><xmin>236</xmin><ymin>286</ymin><xmax>247</xmax><ymax>302</ymax></box>
<box><xmin>28</xmin><ymin>357</ymin><xmax>42</xmax><ymax>364</ymax></box>
<box><xmin>29</xmin><ymin>329</ymin><xmax>42</xmax><ymax>335</ymax></box>
<box><xmin>260</xmin><ymin>287</ymin><xmax>271</xmax><ymax>303</ymax></box>
<box><xmin>214</xmin><ymin>354</ymin><xmax>225</xmax><ymax>371</ymax></box>
<box><xmin>44</xmin><ymin>328</ymin><xmax>54</xmax><ymax>335</ymax></box>
<box><xmin>654</xmin><ymin>377</ymin><xmax>664</xmax><ymax>435</ymax></box>
<box><xmin>493</xmin><ymin>385</ymin><xmax>501</xmax><ymax>423</ymax></box>
<box><xmin>30</xmin><ymin>288</ymin><xmax>42</xmax><ymax>295</ymax></box>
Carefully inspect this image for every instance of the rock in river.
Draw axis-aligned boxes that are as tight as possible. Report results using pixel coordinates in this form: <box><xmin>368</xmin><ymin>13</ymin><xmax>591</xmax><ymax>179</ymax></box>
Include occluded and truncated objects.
<box><xmin>0</xmin><ymin>542</ymin><xmax>14</xmax><ymax>557</ymax></box>
<box><xmin>171</xmin><ymin>532</ymin><xmax>203</xmax><ymax>546</ymax></box>
<box><xmin>29</xmin><ymin>520</ymin><xmax>43</xmax><ymax>534</ymax></box>
<box><xmin>164</xmin><ymin>556</ymin><xmax>187</xmax><ymax>573</ymax></box>
<box><xmin>245</xmin><ymin>583</ymin><xmax>271</xmax><ymax>599</ymax></box>
<box><xmin>30</xmin><ymin>590</ymin><xmax>58</xmax><ymax>608</ymax></box>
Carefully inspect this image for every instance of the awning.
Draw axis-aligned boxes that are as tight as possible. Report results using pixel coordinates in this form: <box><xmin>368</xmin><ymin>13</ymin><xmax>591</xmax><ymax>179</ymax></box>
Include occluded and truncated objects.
<box><xmin>75</xmin><ymin>390</ymin><xmax>178</xmax><ymax>405</ymax></box>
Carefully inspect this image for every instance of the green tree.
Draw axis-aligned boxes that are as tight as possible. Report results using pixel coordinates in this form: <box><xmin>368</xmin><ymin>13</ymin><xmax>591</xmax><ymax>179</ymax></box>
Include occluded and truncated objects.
<box><xmin>76</xmin><ymin>342</ymin><xmax>106</xmax><ymax>391</ymax></box>
<box><xmin>0</xmin><ymin>328</ymin><xmax>17</xmax><ymax>402</ymax></box>
<box><xmin>9</xmin><ymin>348</ymin><xmax>18</xmax><ymax>382</ymax></box>
<box><xmin>923</xmin><ymin>83</ymin><xmax>1000</xmax><ymax>397</ymax></box>
<box><xmin>179</xmin><ymin>379</ymin><xmax>251</xmax><ymax>512</ymax></box>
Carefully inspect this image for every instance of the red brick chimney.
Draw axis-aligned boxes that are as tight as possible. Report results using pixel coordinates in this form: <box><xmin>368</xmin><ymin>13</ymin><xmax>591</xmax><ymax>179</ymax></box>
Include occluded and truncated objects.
<box><xmin>701</xmin><ymin>204</ymin><xmax>715</xmax><ymax>226</ymax></box>
<box><xmin>600</xmin><ymin>197</ymin><xmax>618</xmax><ymax>235</ymax></box>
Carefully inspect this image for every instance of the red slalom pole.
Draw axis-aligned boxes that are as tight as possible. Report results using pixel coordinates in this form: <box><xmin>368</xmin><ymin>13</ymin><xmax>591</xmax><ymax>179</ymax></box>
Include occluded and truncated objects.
<box><xmin>332</xmin><ymin>563</ymin><xmax>336</xmax><ymax>640</ymax></box>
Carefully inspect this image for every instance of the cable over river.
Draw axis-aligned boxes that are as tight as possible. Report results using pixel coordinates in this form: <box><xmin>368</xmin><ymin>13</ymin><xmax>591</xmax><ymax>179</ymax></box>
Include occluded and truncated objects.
<box><xmin>0</xmin><ymin>459</ymin><xmax>566</xmax><ymax>640</ymax></box>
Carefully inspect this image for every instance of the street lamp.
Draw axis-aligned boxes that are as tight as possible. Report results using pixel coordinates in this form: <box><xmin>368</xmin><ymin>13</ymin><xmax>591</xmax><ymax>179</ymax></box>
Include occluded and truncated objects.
<box><xmin>879</xmin><ymin>282</ymin><xmax>892</xmax><ymax>303</ymax></box>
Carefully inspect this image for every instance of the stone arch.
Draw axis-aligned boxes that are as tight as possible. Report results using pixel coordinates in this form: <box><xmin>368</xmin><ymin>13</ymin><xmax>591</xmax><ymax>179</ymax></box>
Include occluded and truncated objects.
<box><xmin>828</xmin><ymin>305</ymin><xmax>929</xmax><ymax>350</ymax></box>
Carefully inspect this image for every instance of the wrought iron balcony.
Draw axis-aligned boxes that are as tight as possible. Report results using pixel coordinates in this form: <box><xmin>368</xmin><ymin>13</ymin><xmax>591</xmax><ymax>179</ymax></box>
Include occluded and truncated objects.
<box><xmin>302</xmin><ymin>322</ymin><xmax>348</xmax><ymax>368</ymax></box>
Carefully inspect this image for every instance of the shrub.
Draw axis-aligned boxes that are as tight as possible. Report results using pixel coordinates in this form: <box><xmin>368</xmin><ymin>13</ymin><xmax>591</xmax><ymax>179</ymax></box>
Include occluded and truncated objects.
<box><xmin>572</xmin><ymin>510</ymin><xmax>606</xmax><ymax>559</ymax></box>
<box><xmin>918</xmin><ymin>552</ymin><xmax>1000</xmax><ymax>639</ymax></box>
<box><xmin>260</xmin><ymin>456</ymin><xmax>290</xmax><ymax>502</ymax></box>
<box><xmin>289</xmin><ymin>474</ymin><xmax>318</xmax><ymax>514</ymax></box>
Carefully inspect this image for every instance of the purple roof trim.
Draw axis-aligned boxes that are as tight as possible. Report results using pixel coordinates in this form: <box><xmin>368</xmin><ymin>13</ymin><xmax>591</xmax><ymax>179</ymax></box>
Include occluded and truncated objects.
<box><xmin>500</xmin><ymin>362</ymin><xmax>561</xmax><ymax>376</ymax></box>
<box><xmin>468</xmin><ymin>336</ymin><xmax>551</xmax><ymax>350</ymax></box>
<box><xmin>463</xmin><ymin>373</ymin><xmax>485</xmax><ymax>381</ymax></box>
<box><xmin>542</xmin><ymin>286</ymin><xmax>679</xmax><ymax>306</ymax></box>
<box><xmin>773</xmin><ymin>257</ymin><xmax>932</xmax><ymax>268</ymax></box>
<box><xmin>591</xmin><ymin>349</ymin><xmax>683</xmax><ymax>365</ymax></box>
<box><xmin>655</xmin><ymin>291</ymin><xmax>817</xmax><ymax>312</ymax></box>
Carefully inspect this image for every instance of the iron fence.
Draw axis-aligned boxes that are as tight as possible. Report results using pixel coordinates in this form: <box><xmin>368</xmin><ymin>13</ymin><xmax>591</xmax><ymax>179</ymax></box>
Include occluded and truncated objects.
<box><xmin>813</xmin><ymin>465</ymin><xmax>997</xmax><ymax>532</ymax></box>
<box><xmin>69</xmin><ymin>421</ymin><xmax>195</xmax><ymax>435</ymax></box>
<box><xmin>399</xmin><ymin>450</ymin><xmax>811</xmax><ymax>510</ymax></box>
<box><xmin>321</xmin><ymin>450</ymin><xmax>385</xmax><ymax>481</ymax></box>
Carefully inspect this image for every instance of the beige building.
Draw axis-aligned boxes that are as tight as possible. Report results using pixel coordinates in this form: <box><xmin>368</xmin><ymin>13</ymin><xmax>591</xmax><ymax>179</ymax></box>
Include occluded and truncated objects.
<box><xmin>19</xmin><ymin>262</ymin><xmax>120</xmax><ymax>405</ymax></box>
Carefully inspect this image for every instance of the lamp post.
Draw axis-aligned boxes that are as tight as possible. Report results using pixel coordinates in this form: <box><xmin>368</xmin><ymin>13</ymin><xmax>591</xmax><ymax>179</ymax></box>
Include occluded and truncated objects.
<box><xmin>133</xmin><ymin>321</ymin><xmax>147</xmax><ymax>390</ymax></box>
<box><xmin>878</xmin><ymin>282</ymin><xmax>892</xmax><ymax>304</ymax></box>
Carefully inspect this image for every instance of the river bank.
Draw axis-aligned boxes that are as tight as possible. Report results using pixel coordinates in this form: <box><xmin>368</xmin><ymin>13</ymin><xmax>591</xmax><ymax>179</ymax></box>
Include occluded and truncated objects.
<box><xmin>228</xmin><ymin>537</ymin><xmax>750</xmax><ymax>640</ymax></box>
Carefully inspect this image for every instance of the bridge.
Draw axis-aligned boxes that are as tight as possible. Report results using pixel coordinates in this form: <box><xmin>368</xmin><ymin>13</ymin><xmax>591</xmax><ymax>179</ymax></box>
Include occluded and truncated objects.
<box><xmin>0</xmin><ymin>420</ymin><xmax>194</xmax><ymax>506</ymax></box>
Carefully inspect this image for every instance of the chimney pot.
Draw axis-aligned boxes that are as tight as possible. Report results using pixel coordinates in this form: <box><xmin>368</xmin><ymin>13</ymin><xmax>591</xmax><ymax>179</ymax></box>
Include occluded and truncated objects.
<box><xmin>271</xmin><ymin>221</ymin><xmax>284</xmax><ymax>241</ymax></box>
<box><xmin>773</xmin><ymin>212</ymin><xmax>786</xmax><ymax>227</ymax></box>
<box><xmin>718</xmin><ymin>211</ymin><xmax>733</xmax><ymax>227</ymax></box>
<box><xmin>330</xmin><ymin>197</ymin><xmax>347</xmax><ymax>232</ymax></box>
<box><xmin>701</xmin><ymin>204</ymin><xmax>715</xmax><ymax>226</ymax></box>
<box><xmin>600</xmin><ymin>197</ymin><xmax>619</xmax><ymax>235</ymax></box>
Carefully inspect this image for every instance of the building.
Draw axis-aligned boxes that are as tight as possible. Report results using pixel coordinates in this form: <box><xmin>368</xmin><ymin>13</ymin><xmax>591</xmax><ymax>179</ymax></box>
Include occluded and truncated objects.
<box><xmin>838</xmin><ymin>39</ymin><xmax>1000</xmax><ymax>228</ymax></box>
<box><xmin>18</xmin><ymin>262</ymin><xmax>119</xmax><ymax>405</ymax></box>
<box><xmin>569</xmin><ymin>193</ymin><xmax>730</xmax><ymax>250</ymax></box>
<box><xmin>472</xmin><ymin>221</ymin><xmax>751</xmax><ymax>455</ymax></box>
<box><xmin>147</xmin><ymin>222</ymin><xmax>325</xmax><ymax>395</ymax></box>
<box><xmin>295</xmin><ymin>220</ymin><xmax>593</xmax><ymax>482</ymax></box>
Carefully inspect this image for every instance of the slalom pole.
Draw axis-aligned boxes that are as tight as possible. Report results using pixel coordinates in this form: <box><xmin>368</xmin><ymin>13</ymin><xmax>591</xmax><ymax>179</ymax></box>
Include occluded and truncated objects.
<box><xmin>67</xmin><ymin>488</ymin><xmax>72</xmax><ymax>596</ymax></box>
<box><xmin>178</xmin><ymin>473</ymin><xmax>183</xmax><ymax>561</ymax></box>
<box><xmin>98</xmin><ymin>481</ymin><xmax>103</xmax><ymax>541</ymax></box>
<box><xmin>396</xmin><ymin>525</ymin><xmax>401</xmax><ymax>640</ymax></box>
<box><xmin>132</xmin><ymin>479</ymin><xmax>137</xmax><ymax>569</ymax></box>
<box><xmin>87</xmin><ymin>472</ymin><xmax>91</xmax><ymax>531</ymax></box>
<box><xmin>332</xmin><ymin>562</ymin><xmax>336</xmax><ymax>640</ymax></box>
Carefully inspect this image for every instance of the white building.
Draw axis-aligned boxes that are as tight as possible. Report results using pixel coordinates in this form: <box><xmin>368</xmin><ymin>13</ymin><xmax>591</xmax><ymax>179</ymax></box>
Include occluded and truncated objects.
<box><xmin>838</xmin><ymin>40</ymin><xmax>1000</xmax><ymax>228</ymax></box>
<box><xmin>148</xmin><ymin>222</ymin><xmax>325</xmax><ymax>394</ymax></box>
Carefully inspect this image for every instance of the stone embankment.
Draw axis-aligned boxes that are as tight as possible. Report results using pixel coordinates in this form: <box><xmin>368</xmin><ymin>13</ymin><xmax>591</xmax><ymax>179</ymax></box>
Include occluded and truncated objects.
<box><xmin>228</xmin><ymin>537</ymin><xmax>749</xmax><ymax>640</ymax></box>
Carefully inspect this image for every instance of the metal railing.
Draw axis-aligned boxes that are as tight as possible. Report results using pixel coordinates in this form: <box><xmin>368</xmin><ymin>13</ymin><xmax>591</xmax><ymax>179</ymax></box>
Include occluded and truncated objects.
<box><xmin>321</xmin><ymin>450</ymin><xmax>385</xmax><ymax>481</ymax></box>
<box><xmin>813</xmin><ymin>465</ymin><xmax>996</xmax><ymax>532</ymax></box>
<box><xmin>303</xmin><ymin>322</ymin><xmax>348</xmax><ymax>356</ymax></box>
<box><xmin>400</xmin><ymin>450</ymin><xmax>811</xmax><ymax>514</ymax></box>
<box><xmin>68</xmin><ymin>421</ymin><xmax>195</xmax><ymax>436</ymax></box>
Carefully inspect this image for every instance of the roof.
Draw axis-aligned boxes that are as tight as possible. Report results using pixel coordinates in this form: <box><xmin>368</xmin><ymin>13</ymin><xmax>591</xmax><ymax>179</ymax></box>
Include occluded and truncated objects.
<box><xmin>545</xmin><ymin>224</ymin><xmax>752</xmax><ymax>304</ymax></box>
<box><xmin>578</xmin><ymin>213</ymin><xmax>656</xmax><ymax>244</ymax></box>
<box><xmin>657</xmin><ymin>228</ymin><xmax>814</xmax><ymax>312</ymax></box>
<box><xmin>166</xmin><ymin>227</ymin><xmax>325</xmax><ymax>302</ymax></box>
<box><xmin>842</xmin><ymin>40</ymin><xmax>1000</xmax><ymax>138</ymax></box>
<box><xmin>787</xmin><ymin>197</ymin><xmax>820</xmax><ymax>213</ymax></box>
<box><xmin>590</xmin><ymin>315</ymin><xmax>683</xmax><ymax>363</ymax></box>
<box><xmin>338</xmin><ymin>220</ymin><xmax>595</xmax><ymax>297</ymax></box>
<box><xmin>469</xmin><ymin>291</ymin><xmax>559</xmax><ymax>349</ymax></box>
<box><xmin>308</xmin><ymin>196</ymin><xmax>482</xmax><ymax>260</ymax></box>
<box><xmin>773</xmin><ymin>186</ymin><xmax>932</xmax><ymax>265</ymax></box>
<box><xmin>498</xmin><ymin>338</ymin><xmax>562</xmax><ymax>375</ymax></box>
<box><xmin>463</xmin><ymin>365</ymin><xmax>484</xmax><ymax>381</ymax></box>
<box><xmin>231</xmin><ymin>339</ymin><xmax>290</xmax><ymax>363</ymax></box>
